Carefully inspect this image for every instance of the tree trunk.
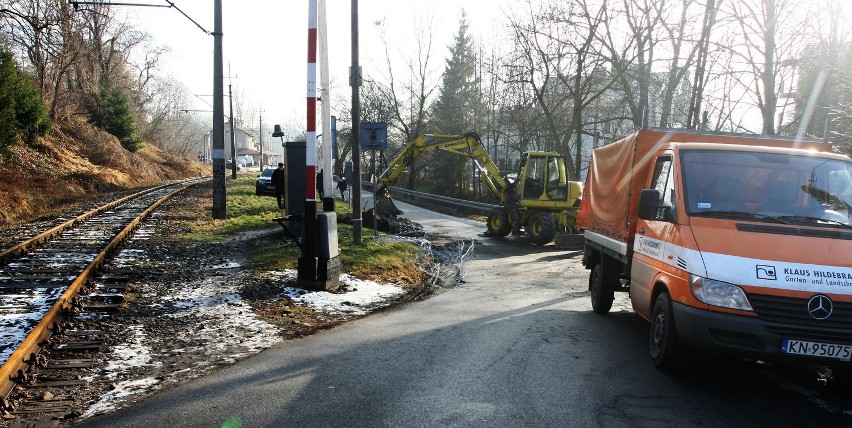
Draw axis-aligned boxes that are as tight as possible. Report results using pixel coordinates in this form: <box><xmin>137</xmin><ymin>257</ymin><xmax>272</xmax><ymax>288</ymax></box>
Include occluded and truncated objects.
<box><xmin>761</xmin><ymin>0</ymin><xmax>777</xmax><ymax>135</ymax></box>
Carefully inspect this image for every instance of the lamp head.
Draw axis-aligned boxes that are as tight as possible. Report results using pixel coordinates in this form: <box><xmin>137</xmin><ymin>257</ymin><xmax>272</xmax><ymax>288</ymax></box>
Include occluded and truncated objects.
<box><xmin>272</xmin><ymin>124</ymin><xmax>285</xmax><ymax>137</ymax></box>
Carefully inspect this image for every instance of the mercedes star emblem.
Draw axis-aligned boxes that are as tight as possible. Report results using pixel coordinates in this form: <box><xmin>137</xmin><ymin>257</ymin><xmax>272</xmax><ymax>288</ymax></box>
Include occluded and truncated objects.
<box><xmin>807</xmin><ymin>294</ymin><xmax>833</xmax><ymax>320</ymax></box>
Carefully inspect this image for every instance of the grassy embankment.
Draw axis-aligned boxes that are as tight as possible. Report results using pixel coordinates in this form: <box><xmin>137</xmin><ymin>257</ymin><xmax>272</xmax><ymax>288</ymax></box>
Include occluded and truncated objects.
<box><xmin>183</xmin><ymin>173</ymin><xmax>424</xmax><ymax>284</ymax></box>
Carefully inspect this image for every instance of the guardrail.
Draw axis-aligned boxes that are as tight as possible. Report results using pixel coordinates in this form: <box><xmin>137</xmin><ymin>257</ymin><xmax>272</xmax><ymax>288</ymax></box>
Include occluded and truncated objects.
<box><xmin>363</xmin><ymin>182</ymin><xmax>499</xmax><ymax>217</ymax></box>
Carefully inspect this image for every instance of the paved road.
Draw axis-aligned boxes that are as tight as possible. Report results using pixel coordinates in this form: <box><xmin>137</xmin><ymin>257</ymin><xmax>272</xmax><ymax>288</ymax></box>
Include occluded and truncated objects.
<box><xmin>84</xmin><ymin>198</ymin><xmax>852</xmax><ymax>427</ymax></box>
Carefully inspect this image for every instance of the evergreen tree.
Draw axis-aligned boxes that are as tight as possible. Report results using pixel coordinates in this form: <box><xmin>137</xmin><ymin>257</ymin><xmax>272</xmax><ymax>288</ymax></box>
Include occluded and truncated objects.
<box><xmin>88</xmin><ymin>84</ymin><xmax>143</xmax><ymax>152</ymax></box>
<box><xmin>0</xmin><ymin>51</ymin><xmax>17</xmax><ymax>153</ymax></box>
<box><xmin>15</xmin><ymin>72</ymin><xmax>51</xmax><ymax>140</ymax></box>
<box><xmin>431</xmin><ymin>11</ymin><xmax>482</xmax><ymax>133</ymax></box>
<box><xmin>427</xmin><ymin>11</ymin><xmax>485</xmax><ymax>196</ymax></box>
<box><xmin>0</xmin><ymin>50</ymin><xmax>51</xmax><ymax>158</ymax></box>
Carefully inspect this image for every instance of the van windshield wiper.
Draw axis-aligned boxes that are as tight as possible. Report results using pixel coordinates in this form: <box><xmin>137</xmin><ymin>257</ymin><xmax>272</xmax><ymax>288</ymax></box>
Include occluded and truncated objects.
<box><xmin>776</xmin><ymin>215</ymin><xmax>852</xmax><ymax>229</ymax></box>
<box><xmin>690</xmin><ymin>210</ymin><xmax>791</xmax><ymax>224</ymax></box>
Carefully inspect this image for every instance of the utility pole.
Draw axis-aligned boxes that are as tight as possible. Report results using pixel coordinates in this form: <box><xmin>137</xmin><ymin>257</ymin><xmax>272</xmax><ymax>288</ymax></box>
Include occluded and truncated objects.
<box><xmin>319</xmin><ymin>0</ymin><xmax>334</xmax><ymax>211</ymax></box>
<box><xmin>351</xmin><ymin>0</ymin><xmax>362</xmax><ymax>244</ymax></box>
<box><xmin>212</xmin><ymin>0</ymin><xmax>226</xmax><ymax>219</ymax></box>
<box><xmin>258</xmin><ymin>110</ymin><xmax>264</xmax><ymax>168</ymax></box>
<box><xmin>228</xmin><ymin>66</ymin><xmax>237</xmax><ymax>179</ymax></box>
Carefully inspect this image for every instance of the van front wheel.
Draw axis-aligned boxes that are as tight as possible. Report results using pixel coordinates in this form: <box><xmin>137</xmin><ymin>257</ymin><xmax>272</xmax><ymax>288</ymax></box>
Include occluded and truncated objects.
<box><xmin>649</xmin><ymin>291</ymin><xmax>684</xmax><ymax>368</ymax></box>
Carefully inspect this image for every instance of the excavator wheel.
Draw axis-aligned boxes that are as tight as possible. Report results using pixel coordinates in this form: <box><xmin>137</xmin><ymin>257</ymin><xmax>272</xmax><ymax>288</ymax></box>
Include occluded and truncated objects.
<box><xmin>527</xmin><ymin>212</ymin><xmax>556</xmax><ymax>245</ymax></box>
<box><xmin>485</xmin><ymin>208</ymin><xmax>512</xmax><ymax>237</ymax></box>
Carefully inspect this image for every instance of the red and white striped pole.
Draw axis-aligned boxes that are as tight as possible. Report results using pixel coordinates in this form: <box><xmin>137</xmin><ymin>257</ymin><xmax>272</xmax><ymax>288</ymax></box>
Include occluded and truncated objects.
<box><xmin>306</xmin><ymin>0</ymin><xmax>318</xmax><ymax>204</ymax></box>
<box><xmin>299</xmin><ymin>0</ymin><xmax>319</xmax><ymax>286</ymax></box>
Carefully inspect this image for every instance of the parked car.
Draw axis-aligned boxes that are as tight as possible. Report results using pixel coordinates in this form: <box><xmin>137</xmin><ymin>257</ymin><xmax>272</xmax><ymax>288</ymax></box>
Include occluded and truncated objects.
<box><xmin>237</xmin><ymin>155</ymin><xmax>254</xmax><ymax>167</ymax></box>
<box><xmin>255</xmin><ymin>167</ymin><xmax>276</xmax><ymax>195</ymax></box>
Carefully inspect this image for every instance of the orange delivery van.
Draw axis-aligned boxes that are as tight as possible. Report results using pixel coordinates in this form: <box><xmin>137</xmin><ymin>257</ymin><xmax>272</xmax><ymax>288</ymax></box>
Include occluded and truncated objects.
<box><xmin>577</xmin><ymin>128</ymin><xmax>852</xmax><ymax>369</ymax></box>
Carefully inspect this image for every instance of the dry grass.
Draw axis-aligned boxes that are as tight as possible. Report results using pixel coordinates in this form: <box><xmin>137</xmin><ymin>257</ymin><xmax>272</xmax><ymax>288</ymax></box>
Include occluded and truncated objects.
<box><xmin>0</xmin><ymin>117</ymin><xmax>206</xmax><ymax>225</ymax></box>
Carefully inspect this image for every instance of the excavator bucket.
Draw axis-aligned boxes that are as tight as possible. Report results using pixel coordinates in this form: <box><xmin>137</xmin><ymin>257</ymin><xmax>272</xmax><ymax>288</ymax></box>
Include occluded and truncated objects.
<box><xmin>374</xmin><ymin>185</ymin><xmax>404</xmax><ymax>218</ymax></box>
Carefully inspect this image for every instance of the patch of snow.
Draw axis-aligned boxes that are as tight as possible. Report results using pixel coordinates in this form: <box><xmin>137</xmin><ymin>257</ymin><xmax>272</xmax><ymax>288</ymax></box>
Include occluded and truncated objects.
<box><xmin>162</xmin><ymin>274</ymin><xmax>281</xmax><ymax>358</ymax></box>
<box><xmin>131</xmin><ymin>228</ymin><xmax>156</xmax><ymax>240</ymax></box>
<box><xmin>0</xmin><ymin>289</ymin><xmax>62</xmax><ymax>363</ymax></box>
<box><xmin>212</xmin><ymin>261</ymin><xmax>242</xmax><ymax>269</ymax></box>
<box><xmin>81</xmin><ymin>377</ymin><xmax>161</xmax><ymax>418</ymax></box>
<box><xmin>105</xmin><ymin>325</ymin><xmax>159</xmax><ymax>377</ymax></box>
<box><xmin>277</xmin><ymin>271</ymin><xmax>406</xmax><ymax>316</ymax></box>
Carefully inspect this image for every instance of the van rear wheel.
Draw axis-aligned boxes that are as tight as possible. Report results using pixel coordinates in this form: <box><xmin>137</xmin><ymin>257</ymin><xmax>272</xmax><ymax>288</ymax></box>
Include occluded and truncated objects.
<box><xmin>589</xmin><ymin>262</ymin><xmax>615</xmax><ymax>314</ymax></box>
<box><xmin>650</xmin><ymin>291</ymin><xmax>684</xmax><ymax>368</ymax></box>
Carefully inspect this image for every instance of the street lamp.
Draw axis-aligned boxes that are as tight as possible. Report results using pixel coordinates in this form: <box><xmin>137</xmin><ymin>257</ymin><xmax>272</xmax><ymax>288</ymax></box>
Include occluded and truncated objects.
<box><xmin>273</xmin><ymin>124</ymin><xmax>286</xmax><ymax>171</ymax></box>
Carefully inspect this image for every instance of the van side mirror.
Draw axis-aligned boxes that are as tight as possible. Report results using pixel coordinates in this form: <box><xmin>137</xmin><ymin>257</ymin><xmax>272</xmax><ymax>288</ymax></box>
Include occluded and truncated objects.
<box><xmin>638</xmin><ymin>189</ymin><xmax>675</xmax><ymax>222</ymax></box>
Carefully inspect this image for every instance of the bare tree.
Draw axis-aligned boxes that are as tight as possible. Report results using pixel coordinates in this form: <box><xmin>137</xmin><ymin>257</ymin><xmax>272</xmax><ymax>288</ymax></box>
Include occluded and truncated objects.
<box><xmin>656</xmin><ymin>0</ymin><xmax>705</xmax><ymax>128</ymax></box>
<box><xmin>719</xmin><ymin>0</ymin><xmax>813</xmax><ymax>135</ymax></box>
<box><xmin>138</xmin><ymin>75</ymin><xmax>187</xmax><ymax>142</ymax></box>
<box><xmin>1</xmin><ymin>0</ymin><xmax>54</xmax><ymax>95</ymax></box>
<box><xmin>559</xmin><ymin>0</ymin><xmax>627</xmax><ymax>178</ymax></box>
<box><xmin>0</xmin><ymin>0</ymin><xmax>86</xmax><ymax>120</ymax></box>
<box><xmin>130</xmin><ymin>41</ymin><xmax>168</xmax><ymax>121</ymax></box>
<box><xmin>504</xmin><ymin>0</ymin><xmax>628</xmax><ymax>180</ymax></box>
<box><xmin>232</xmin><ymin>84</ymin><xmax>257</xmax><ymax>129</ymax></box>
<box><xmin>371</xmin><ymin>12</ymin><xmax>441</xmax><ymax>189</ymax></box>
<box><xmin>610</xmin><ymin>0</ymin><xmax>663</xmax><ymax>128</ymax></box>
<box><xmin>46</xmin><ymin>1</ymin><xmax>84</xmax><ymax>120</ymax></box>
<box><xmin>686</xmin><ymin>0</ymin><xmax>721</xmax><ymax>129</ymax></box>
<box><xmin>504</xmin><ymin>1</ymin><xmax>574</xmax><ymax>173</ymax></box>
<box><xmin>787</xmin><ymin>0</ymin><xmax>852</xmax><ymax>143</ymax></box>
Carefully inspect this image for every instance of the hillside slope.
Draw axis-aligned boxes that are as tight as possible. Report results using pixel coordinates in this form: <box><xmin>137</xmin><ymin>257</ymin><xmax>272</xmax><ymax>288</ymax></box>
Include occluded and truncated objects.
<box><xmin>0</xmin><ymin>117</ymin><xmax>206</xmax><ymax>225</ymax></box>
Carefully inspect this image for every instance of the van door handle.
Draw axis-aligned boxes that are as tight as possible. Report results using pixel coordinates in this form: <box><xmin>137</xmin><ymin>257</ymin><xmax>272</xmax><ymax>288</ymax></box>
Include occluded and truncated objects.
<box><xmin>638</xmin><ymin>228</ymin><xmax>645</xmax><ymax>234</ymax></box>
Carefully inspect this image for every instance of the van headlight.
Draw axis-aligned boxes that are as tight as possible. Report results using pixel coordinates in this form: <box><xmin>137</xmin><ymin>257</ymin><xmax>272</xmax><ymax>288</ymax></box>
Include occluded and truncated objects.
<box><xmin>689</xmin><ymin>274</ymin><xmax>753</xmax><ymax>311</ymax></box>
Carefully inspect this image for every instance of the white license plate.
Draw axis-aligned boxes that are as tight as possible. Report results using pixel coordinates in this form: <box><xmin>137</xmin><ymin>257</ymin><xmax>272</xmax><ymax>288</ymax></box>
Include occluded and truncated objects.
<box><xmin>781</xmin><ymin>339</ymin><xmax>852</xmax><ymax>361</ymax></box>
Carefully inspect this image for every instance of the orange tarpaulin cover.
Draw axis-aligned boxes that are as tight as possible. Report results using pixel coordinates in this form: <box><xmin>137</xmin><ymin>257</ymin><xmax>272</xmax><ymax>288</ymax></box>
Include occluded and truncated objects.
<box><xmin>576</xmin><ymin>129</ymin><xmax>831</xmax><ymax>242</ymax></box>
<box><xmin>577</xmin><ymin>131</ymin><xmax>660</xmax><ymax>241</ymax></box>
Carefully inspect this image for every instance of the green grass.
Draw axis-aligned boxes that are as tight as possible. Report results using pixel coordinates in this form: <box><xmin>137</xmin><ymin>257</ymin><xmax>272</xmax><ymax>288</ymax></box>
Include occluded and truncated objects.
<box><xmin>188</xmin><ymin>174</ymin><xmax>424</xmax><ymax>282</ymax></box>
<box><xmin>184</xmin><ymin>175</ymin><xmax>282</xmax><ymax>241</ymax></box>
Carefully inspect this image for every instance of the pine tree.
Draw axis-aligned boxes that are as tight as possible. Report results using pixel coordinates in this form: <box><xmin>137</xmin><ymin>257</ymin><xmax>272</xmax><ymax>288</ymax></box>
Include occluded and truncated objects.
<box><xmin>0</xmin><ymin>50</ymin><xmax>51</xmax><ymax>158</ymax></box>
<box><xmin>0</xmin><ymin>51</ymin><xmax>17</xmax><ymax>153</ymax></box>
<box><xmin>431</xmin><ymin>11</ymin><xmax>481</xmax><ymax>134</ymax></box>
<box><xmin>427</xmin><ymin>11</ymin><xmax>485</xmax><ymax>197</ymax></box>
<box><xmin>89</xmin><ymin>85</ymin><xmax>143</xmax><ymax>152</ymax></box>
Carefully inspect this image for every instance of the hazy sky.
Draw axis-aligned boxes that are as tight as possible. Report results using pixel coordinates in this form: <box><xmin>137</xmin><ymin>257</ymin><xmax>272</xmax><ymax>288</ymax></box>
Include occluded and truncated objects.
<box><xmin>129</xmin><ymin>1</ymin><xmax>508</xmax><ymax>140</ymax></box>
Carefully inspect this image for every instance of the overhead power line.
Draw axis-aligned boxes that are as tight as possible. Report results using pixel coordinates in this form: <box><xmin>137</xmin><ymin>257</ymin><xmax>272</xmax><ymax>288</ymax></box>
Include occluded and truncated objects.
<box><xmin>69</xmin><ymin>0</ymin><xmax>209</xmax><ymax>34</ymax></box>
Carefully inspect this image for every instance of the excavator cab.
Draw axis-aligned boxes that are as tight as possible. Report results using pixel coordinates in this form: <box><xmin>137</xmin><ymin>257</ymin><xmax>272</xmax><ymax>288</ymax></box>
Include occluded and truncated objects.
<box><xmin>516</xmin><ymin>152</ymin><xmax>571</xmax><ymax>202</ymax></box>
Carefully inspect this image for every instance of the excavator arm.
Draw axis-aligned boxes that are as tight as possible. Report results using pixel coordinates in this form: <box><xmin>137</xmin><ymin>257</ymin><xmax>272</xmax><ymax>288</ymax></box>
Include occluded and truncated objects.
<box><xmin>372</xmin><ymin>131</ymin><xmax>581</xmax><ymax>245</ymax></box>
<box><xmin>378</xmin><ymin>132</ymin><xmax>508</xmax><ymax>202</ymax></box>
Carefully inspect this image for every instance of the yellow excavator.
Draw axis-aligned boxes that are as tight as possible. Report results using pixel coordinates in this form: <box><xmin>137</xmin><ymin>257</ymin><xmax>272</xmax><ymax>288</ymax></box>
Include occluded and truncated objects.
<box><xmin>375</xmin><ymin>132</ymin><xmax>583</xmax><ymax>245</ymax></box>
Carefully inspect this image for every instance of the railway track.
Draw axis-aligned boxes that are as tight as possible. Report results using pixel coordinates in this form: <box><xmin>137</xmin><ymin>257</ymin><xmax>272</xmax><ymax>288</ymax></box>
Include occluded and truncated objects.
<box><xmin>0</xmin><ymin>178</ymin><xmax>207</xmax><ymax>417</ymax></box>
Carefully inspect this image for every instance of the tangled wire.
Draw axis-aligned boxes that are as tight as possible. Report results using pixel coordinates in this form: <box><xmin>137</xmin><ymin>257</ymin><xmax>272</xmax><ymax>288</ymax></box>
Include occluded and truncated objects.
<box><xmin>381</xmin><ymin>234</ymin><xmax>475</xmax><ymax>287</ymax></box>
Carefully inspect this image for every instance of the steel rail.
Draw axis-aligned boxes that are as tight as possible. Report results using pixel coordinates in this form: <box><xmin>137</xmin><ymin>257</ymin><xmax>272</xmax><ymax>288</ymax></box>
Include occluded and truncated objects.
<box><xmin>0</xmin><ymin>180</ymin><xmax>196</xmax><ymax>263</ymax></box>
<box><xmin>0</xmin><ymin>180</ymin><xmax>203</xmax><ymax>401</ymax></box>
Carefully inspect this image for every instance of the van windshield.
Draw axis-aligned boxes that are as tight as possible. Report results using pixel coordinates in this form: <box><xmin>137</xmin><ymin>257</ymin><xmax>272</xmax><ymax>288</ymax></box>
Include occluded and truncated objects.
<box><xmin>681</xmin><ymin>150</ymin><xmax>852</xmax><ymax>227</ymax></box>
